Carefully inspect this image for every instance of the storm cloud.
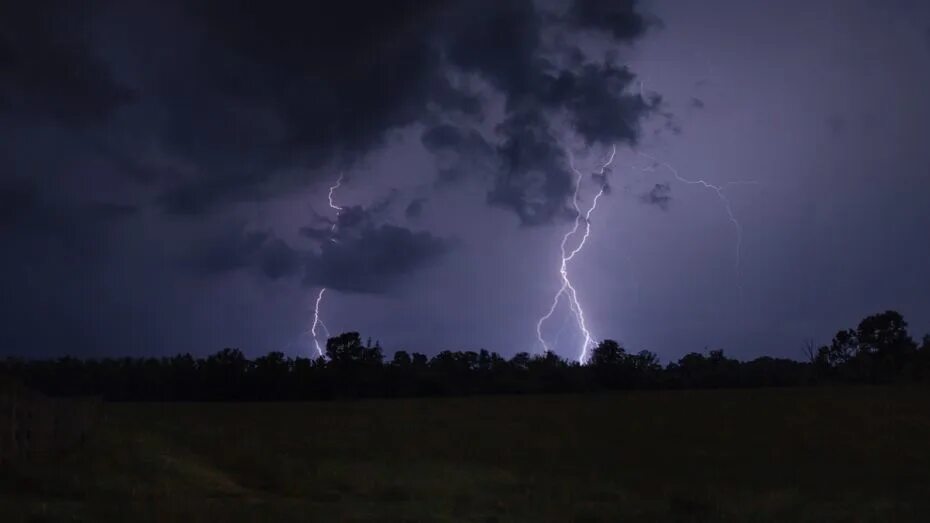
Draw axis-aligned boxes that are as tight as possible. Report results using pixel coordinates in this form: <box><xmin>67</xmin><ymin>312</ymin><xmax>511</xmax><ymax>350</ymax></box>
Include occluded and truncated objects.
<box><xmin>0</xmin><ymin>0</ymin><xmax>661</xmax><ymax>356</ymax></box>
<box><xmin>300</xmin><ymin>203</ymin><xmax>451</xmax><ymax>293</ymax></box>
<box><xmin>641</xmin><ymin>183</ymin><xmax>672</xmax><ymax>210</ymax></box>
<box><xmin>9</xmin><ymin>0</ymin><xmax>921</xmax><ymax>363</ymax></box>
<box><xmin>3</xmin><ymin>0</ymin><xmax>657</xmax><ymax>222</ymax></box>
<box><xmin>304</xmin><ymin>224</ymin><xmax>450</xmax><ymax>294</ymax></box>
<box><xmin>405</xmin><ymin>198</ymin><xmax>427</xmax><ymax>220</ymax></box>
<box><xmin>192</xmin><ymin>203</ymin><xmax>450</xmax><ymax>294</ymax></box>
<box><xmin>0</xmin><ymin>2</ymin><xmax>134</xmax><ymax>126</ymax></box>
<box><xmin>433</xmin><ymin>0</ymin><xmax>659</xmax><ymax>224</ymax></box>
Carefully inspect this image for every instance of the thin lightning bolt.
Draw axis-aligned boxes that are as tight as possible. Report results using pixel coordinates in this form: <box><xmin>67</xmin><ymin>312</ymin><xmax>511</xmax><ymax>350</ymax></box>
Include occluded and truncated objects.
<box><xmin>536</xmin><ymin>144</ymin><xmax>616</xmax><ymax>363</ymax></box>
<box><xmin>636</xmin><ymin>152</ymin><xmax>757</xmax><ymax>293</ymax></box>
<box><xmin>311</xmin><ymin>288</ymin><xmax>328</xmax><ymax>357</ymax></box>
<box><xmin>311</xmin><ymin>174</ymin><xmax>344</xmax><ymax>357</ymax></box>
<box><xmin>328</xmin><ymin>174</ymin><xmax>343</xmax><ymax>234</ymax></box>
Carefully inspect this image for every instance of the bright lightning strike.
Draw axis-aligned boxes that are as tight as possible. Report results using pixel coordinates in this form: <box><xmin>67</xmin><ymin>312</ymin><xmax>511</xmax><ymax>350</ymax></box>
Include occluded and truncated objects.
<box><xmin>328</xmin><ymin>173</ymin><xmax>343</xmax><ymax>234</ymax></box>
<box><xmin>636</xmin><ymin>152</ymin><xmax>757</xmax><ymax>293</ymax></box>
<box><xmin>536</xmin><ymin>144</ymin><xmax>616</xmax><ymax>363</ymax></box>
<box><xmin>310</xmin><ymin>288</ymin><xmax>329</xmax><ymax>357</ymax></box>
<box><xmin>311</xmin><ymin>174</ymin><xmax>344</xmax><ymax>357</ymax></box>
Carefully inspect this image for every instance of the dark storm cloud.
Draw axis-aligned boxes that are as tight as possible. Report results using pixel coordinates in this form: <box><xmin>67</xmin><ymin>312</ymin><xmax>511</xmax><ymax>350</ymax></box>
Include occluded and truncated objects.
<box><xmin>300</xmin><ymin>203</ymin><xmax>450</xmax><ymax>293</ymax></box>
<box><xmin>405</xmin><ymin>198</ymin><xmax>427</xmax><ymax>220</ymax></box>
<box><xmin>421</xmin><ymin>125</ymin><xmax>485</xmax><ymax>151</ymax></box>
<box><xmin>641</xmin><ymin>183</ymin><xmax>671</xmax><ymax>210</ymax></box>
<box><xmin>488</xmin><ymin>111</ymin><xmax>573</xmax><ymax>225</ymax></box>
<box><xmin>428</xmin><ymin>0</ymin><xmax>658</xmax><ymax>224</ymax></box>
<box><xmin>299</xmin><ymin>205</ymin><xmax>376</xmax><ymax>239</ymax></box>
<box><xmin>259</xmin><ymin>238</ymin><xmax>303</xmax><ymax>280</ymax></box>
<box><xmin>567</xmin><ymin>0</ymin><xmax>652</xmax><ymax>40</ymax></box>
<box><xmin>194</xmin><ymin>202</ymin><xmax>450</xmax><ymax>294</ymax></box>
<box><xmin>83</xmin><ymin>202</ymin><xmax>138</xmax><ymax>221</ymax></box>
<box><xmin>690</xmin><ymin>97</ymin><xmax>705</xmax><ymax>109</ymax></box>
<box><xmin>189</xmin><ymin>225</ymin><xmax>303</xmax><ymax>281</ymax></box>
<box><xmin>141</xmin><ymin>0</ymin><xmax>460</xmax><ymax>214</ymax></box>
<box><xmin>420</xmin><ymin>123</ymin><xmax>496</xmax><ymax>183</ymax></box>
<box><xmin>558</xmin><ymin>63</ymin><xmax>656</xmax><ymax>145</ymax></box>
<box><xmin>430</xmin><ymin>75</ymin><xmax>484</xmax><ymax>117</ymax></box>
<box><xmin>304</xmin><ymin>224</ymin><xmax>449</xmax><ymax>294</ymax></box>
<box><xmin>157</xmin><ymin>173</ymin><xmax>269</xmax><ymax>216</ymax></box>
<box><xmin>94</xmin><ymin>0</ymin><xmax>656</xmax><ymax>221</ymax></box>
<box><xmin>189</xmin><ymin>227</ymin><xmax>273</xmax><ymax>277</ymax></box>
<box><xmin>0</xmin><ymin>2</ymin><xmax>133</xmax><ymax>126</ymax></box>
<box><xmin>0</xmin><ymin>179</ymin><xmax>37</xmax><ymax>229</ymax></box>
<box><xmin>427</xmin><ymin>64</ymin><xmax>656</xmax><ymax>224</ymax></box>
<box><xmin>5</xmin><ymin>0</ymin><xmax>657</xmax><ymax>224</ymax></box>
<box><xmin>1</xmin><ymin>0</ymin><xmax>661</xmax><ymax>357</ymax></box>
<box><xmin>443</xmin><ymin>1</ymin><xmax>541</xmax><ymax>102</ymax></box>
<box><xmin>0</xmin><ymin>179</ymin><xmax>137</xmax><ymax>241</ymax></box>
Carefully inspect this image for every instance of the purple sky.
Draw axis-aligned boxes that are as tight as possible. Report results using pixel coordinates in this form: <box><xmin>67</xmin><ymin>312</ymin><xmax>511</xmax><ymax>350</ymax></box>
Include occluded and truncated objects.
<box><xmin>2</xmin><ymin>0</ymin><xmax>929</xmax><ymax>362</ymax></box>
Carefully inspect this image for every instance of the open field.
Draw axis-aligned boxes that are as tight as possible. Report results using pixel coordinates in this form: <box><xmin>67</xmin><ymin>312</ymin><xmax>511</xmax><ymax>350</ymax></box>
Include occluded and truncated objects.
<box><xmin>2</xmin><ymin>387</ymin><xmax>930</xmax><ymax>522</ymax></box>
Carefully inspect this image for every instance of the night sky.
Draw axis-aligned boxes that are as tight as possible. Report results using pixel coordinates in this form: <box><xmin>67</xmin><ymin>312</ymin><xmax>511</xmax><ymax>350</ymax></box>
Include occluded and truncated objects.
<box><xmin>2</xmin><ymin>0</ymin><xmax>929</xmax><ymax>362</ymax></box>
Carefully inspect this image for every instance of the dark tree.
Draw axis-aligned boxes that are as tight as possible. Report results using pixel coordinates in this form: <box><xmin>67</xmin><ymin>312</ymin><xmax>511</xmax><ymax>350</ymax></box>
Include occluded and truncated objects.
<box><xmin>253</xmin><ymin>351</ymin><xmax>291</xmax><ymax>399</ymax></box>
<box><xmin>326</xmin><ymin>332</ymin><xmax>365</xmax><ymax>364</ymax></box>
<box><xmin>813</xmin><ymin>311</ymin><xmax>919</xmax><ymax>383</ymax></box>
<box><xmin>203</xmin><ymin>348</ymin><xmax>249</xmax><ymax>400</ymax></box>
<box><xmin>411</xmin><ymin>353</ymin><xmax>428</xmax><ymax>368</ymax></box>
<box><xmin>816</xmin><ymin>330</ymin><xmax>858</xmax><ymax>369</ymax></box>
<box><xmin>391</xmin><ymin>351</ymin><xmax>412</xmax><ymax>368</ymax></box>
<box><xmin>856</xmin><ymin>310</ymin><xmax>917</xmax><ymax>380</ymax></box>
<box><xmin>2</xmin><ymin>310</ymin><xmax>926</xmax><ymax>401</ymax></box>
<box><xmin>856</xmin><ymin>311</ymin><xmax>914</xmax><ymax>355</ymax></box>
<box><xmin>591</xmin><ymin>340</ymin><xmax>626</xmax><ymax>367</ymax></box>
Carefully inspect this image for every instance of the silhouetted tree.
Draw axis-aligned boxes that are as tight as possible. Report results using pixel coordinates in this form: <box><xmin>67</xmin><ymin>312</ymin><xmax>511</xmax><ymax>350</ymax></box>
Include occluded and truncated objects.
<box><xmin>2</xmin><ymin>310</ymin><xmax>925</xmax><ymax>401</ymax></box>
<box><xmin>814</xmin><ymin>311</ymin><xmax>919</xmax><ymax>383</ymax></box>
<box><xmin>203</xmin><ymin>348</ymin><xmax>249</xmax><ymax>400</ymax></box>
<box><xmin>591</xmin><ymin>340</ymin><xmax>625</xmax><ymax>367</ymax></box>
<box><xmin>391</xmin><ymin>351</ymin><xmax>412</xmax><ymax>368</ymax></box>
<box><xmin>326</xmin><ymin>332</ymin><xmax>365</xmax><ymax>365</ymax></box>
<box><xmin>510</xmin><ymin>352</ymin><xmax>531</xmax><ymax>372</ymax></box>
<box><xmin>253</xmin><ymin>351</ymin><xmax>291</xmax><ymax>399</ymax></box>
<box><xmin>669</xmin><ymin>349</ymin><xmax>741</xmax><ymax>388</ymax></box>
<box><xmin>816</xmin><ymin>330</ymin><xmax>858</xmax><ymax>376</ymax></box>
<box><xmin>411</xmin><ymin>353</ymin><xmax>428</xmax><ymax>368</ymax></box>
<box><xmin>856</xmin><ymin>310</ymin><xmax>917</xmax><ymax>381</ymax></box>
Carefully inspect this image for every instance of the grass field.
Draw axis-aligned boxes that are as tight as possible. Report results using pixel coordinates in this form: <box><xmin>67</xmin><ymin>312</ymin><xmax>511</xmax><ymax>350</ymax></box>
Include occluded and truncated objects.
<box><xmin>2</xmin><ymin>386</ymin><xmax>930</xmax><ymax>522</ymax></box>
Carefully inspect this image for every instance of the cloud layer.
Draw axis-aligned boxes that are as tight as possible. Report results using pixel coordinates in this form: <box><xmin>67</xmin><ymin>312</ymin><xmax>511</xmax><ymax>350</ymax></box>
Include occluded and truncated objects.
<box><xmin>0</xmin><ymin>0</ymin><xmax>659</xmax><ymax>354</ymax></box>
<box><xmin>3</xmin><ymin>0</ymin><xmax>657</xmax><ymax>220</ymax></box>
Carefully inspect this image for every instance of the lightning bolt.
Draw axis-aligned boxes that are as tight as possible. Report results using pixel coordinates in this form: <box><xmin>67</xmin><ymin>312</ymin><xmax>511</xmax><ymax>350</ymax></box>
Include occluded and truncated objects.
<box><xmin>328</xmin><ymin>173</ymin><xmax>343</xmax><ymax>234</ymax></box>
<box><xmin>311</xmin><ymin>174</ymin><xmax>344</xmax><ymax>357</ymax></box>
<box><xmin>636</xmin><ymin>152</ymin><xmax>757</xmax><ymax>294</ymax></box>
<box><xmin>536</xmin><ymin>144</ymin><xmax>616</xmax><ymax>363</ymax></box>
<box><xmin>310</xmin><ymin>288</ymin><xmax>329</xmax><ymax>357</ymax></box>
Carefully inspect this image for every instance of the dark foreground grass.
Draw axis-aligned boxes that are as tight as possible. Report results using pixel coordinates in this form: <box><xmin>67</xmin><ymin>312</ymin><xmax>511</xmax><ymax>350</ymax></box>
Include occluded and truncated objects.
<box><xmin>2</xmin><ymin>387</ymin><xmax>930</xmax><ymax>521</ymax></box>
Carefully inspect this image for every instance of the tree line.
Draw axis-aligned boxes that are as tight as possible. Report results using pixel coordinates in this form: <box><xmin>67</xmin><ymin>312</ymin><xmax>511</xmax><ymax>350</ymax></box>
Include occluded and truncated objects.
<box><xmin>2</xmin><ymin>310</ymin><xmax>928</xmax><ymax>401</ymax></box>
